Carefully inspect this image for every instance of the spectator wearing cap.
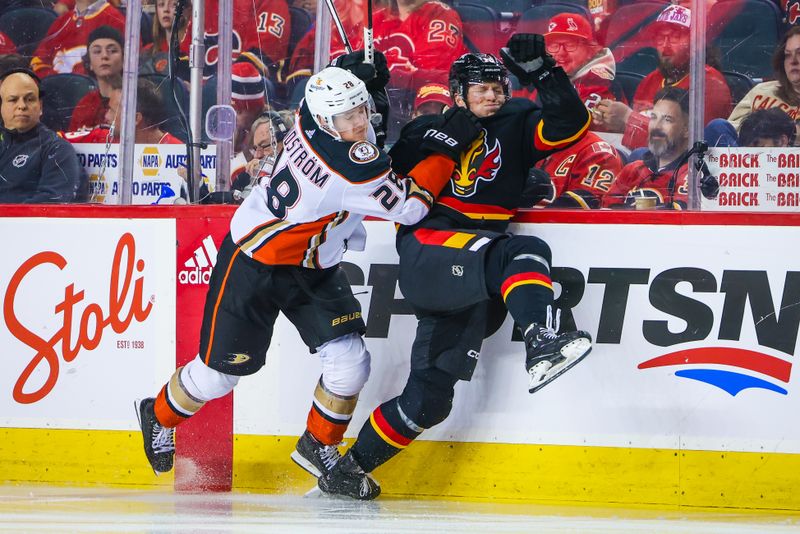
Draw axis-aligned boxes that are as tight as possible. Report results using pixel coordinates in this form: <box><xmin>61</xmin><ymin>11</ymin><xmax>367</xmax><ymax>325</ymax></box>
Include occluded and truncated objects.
<box><xmin>521</xmin><ymin>12</ymin><xmax>620</xmax><ymax>125</ymax></box>
<box><xmin>593</xmin><ymin>4</ymin><xmax>732</xmax><ymax>150</ymax></box>
<box><xmin>0</xmin><ymin>70</ymin><xmax>85</xmax><ymax>203</ymax></box>
<box><xmin>412</xmin><ymin>83</ymin><xmax>451</xmax><ymax>118</ymax></box>
<box><xmin>68</xmin><ymin>25</ymin><xmax>124</xmax><ymax>132</ymax></box>
<box><xmin>31</xmin><ymin>0</ymin><xmax>125</xmax><ymax>77</ymax></box>
<box><xmin>231</xmin><ymin>61</ymin><xmax>268</xmax><ymax>154</ymax></box>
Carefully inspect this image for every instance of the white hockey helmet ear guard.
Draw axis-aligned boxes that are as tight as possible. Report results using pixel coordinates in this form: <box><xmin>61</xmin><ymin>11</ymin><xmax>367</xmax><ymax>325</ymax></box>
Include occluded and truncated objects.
<box><xmin>305</xmin><ymin>66</ymin><xmax>371</xmax><ymax>140</ymax></box>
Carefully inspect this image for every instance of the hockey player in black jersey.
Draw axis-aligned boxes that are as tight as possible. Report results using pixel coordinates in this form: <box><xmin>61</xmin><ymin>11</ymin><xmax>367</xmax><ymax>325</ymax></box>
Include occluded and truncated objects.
<box><xmin>317</xmin><ymin>34</ymin><xmax>594</xmax><ymax>500</ymax></box>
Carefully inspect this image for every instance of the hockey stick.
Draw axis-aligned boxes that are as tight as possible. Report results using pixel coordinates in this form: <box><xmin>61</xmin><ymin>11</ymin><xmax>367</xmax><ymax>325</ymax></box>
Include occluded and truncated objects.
<box><xmin>323</xmin><ymin>0</ymin><xmax>354</xmax><ymax>54</ymax></box>
<box><xmin>364</xmin><ymin>0</ymin><xmax>374</xmax><ymax>64</ymax></box>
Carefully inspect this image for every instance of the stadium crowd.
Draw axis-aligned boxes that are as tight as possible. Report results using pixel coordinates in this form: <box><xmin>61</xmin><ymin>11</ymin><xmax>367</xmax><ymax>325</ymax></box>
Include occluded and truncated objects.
<box><xmin>0</xmin><ymin>0</ymin><xmax>795</xmax><ymax>208</ymax></box>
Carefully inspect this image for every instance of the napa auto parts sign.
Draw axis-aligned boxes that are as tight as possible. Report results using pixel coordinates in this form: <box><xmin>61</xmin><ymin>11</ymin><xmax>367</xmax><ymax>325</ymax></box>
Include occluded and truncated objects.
<box><xmin>0</xmin><ymin>218</ymin><xmax>176</xmax><ymax>430</ymax></box>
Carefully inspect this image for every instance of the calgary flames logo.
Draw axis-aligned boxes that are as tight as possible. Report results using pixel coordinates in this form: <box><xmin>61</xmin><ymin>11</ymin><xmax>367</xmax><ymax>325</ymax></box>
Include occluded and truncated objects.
<box><xmin>453</xmin><ymin>130</ymin><xmax>501</xmax><ymax>197</ymax></box>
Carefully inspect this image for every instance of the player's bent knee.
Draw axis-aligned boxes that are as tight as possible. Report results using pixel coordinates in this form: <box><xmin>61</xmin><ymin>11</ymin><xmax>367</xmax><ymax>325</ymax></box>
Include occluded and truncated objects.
<box><xmin>508</xmin><ymin>235</ymin><xmax>552</xmax><ymax>267</ymax></box>
<box><xmin>317</xmin><ymin>333</ymin><xmax>371</xmax><ymax>397</ymax></box>
<box><xmin>399</xmin><ymin>368</ymin><xmax>457</xmax><ymax>429</ymax></box>
<box><xmin>182</xmin><ymin>355</ymin><xmax>240</xmax><ymax>402</ymax></box>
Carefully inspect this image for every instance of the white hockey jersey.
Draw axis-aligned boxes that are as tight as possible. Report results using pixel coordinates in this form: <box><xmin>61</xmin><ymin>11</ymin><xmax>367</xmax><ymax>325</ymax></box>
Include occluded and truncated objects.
<box><xmin>230</xmin><ymin>101</ymin><xmax>452</xmax><ymax>268</ymax></box>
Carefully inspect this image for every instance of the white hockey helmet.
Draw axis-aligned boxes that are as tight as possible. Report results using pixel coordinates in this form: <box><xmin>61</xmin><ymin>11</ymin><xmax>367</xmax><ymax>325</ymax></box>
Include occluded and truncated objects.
<box><xmin>305</xmin><ymin>66</ymin><xmax>370</xmax><ymax>140</ymax></box>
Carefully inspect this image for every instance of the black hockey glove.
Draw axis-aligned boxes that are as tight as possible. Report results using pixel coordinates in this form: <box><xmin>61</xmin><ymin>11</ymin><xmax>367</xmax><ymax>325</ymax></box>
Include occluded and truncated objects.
<box><xmin>520</xmin><ymin>167</ymin><xmax>554</xmax><ymax>207</ymax></box>
<box><xmin>420</xmin><ymin>106</ymin><xmax>483</xmax><ymax>162</ymax></box>
<box><xmin>500</xmin><ymin>33</ymin><xmax>556</xmax><ymax>88</ymax></box>
<box><xmin>370</xmin><ymin>87</ymin><xmax>390</xmax><ymax>149</ymax></box>
<box><xmin>330</xmin><ymin>49</ymin><xmax>390</xmax><ymax>93</ymax></box>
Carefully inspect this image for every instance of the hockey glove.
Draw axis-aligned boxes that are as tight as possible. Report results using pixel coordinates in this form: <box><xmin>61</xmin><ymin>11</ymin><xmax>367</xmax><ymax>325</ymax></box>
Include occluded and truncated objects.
<box><xmin>420</xmin><ymin>106</ymin><xmax>483</xmax><ymax>162</ymax></box>
<box><xmin>330</xmin><ymin>50</ymin><xmax>390</xmax><ymax>93</ymax></box>
<box><xmin>521</xmin><ymin>167</ymin><xmax>554</xmax><ymax>207</ymax></box>
<box><xmin>500</xmin><ymin>33</ymin><xmax>556</xmax><ymax>88</ymax></box>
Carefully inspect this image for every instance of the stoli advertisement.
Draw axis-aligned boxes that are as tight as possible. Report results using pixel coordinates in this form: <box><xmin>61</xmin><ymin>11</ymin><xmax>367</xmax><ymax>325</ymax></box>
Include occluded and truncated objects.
<box><xmin>0</xmin><ymin>218</ymin><xmax>176</xmax><ymax>430</ymax></box>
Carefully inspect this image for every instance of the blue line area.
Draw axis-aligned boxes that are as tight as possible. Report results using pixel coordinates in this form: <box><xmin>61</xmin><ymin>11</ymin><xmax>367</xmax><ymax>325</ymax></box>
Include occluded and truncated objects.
<box><xmin>675</xmin><ymin>369</ymin><xmax>788</xmax><ymax>396</ymax></box>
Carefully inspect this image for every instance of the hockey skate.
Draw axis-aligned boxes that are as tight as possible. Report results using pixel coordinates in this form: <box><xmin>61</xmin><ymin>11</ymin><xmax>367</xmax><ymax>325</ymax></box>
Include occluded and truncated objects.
<box><xmin>524</xmin><ymin>324</ymin><xmax>592</xmax><ymax>394</ymax></box>
<box><xmin>317</xmin><ymin>450</ymin><xmax>381</xmax><ymax>500</ymax></box>
<box><xmin>291</xmin><ymin>430</ymin><xmax>342</xmax><ymax>478</ymax></box>
<box><xmin>134</xmin><ymin>398</ymin><xmax>175</xmax><ymax>474</ymax></box>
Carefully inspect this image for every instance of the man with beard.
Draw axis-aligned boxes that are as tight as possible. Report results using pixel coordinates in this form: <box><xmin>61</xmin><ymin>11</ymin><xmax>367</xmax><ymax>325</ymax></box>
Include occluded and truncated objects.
<box><xmin>602</xmin><ymin>87</ymin><xmax>690</xmax><ymax>209</ymax></box>
<box><xmin>592</xmin><ymin>4</ymin><xmax>731</xmax><ymax>150</ymax></box>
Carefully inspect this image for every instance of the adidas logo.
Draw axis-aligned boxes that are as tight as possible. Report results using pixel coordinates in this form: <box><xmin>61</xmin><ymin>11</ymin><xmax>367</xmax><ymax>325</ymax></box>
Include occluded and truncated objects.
<box><xmin>305</xmin><ymin>129</ymin><xmax>316</xmax><ymax>138</ymax></box>
<box><xmin>178</xmin><ymin>235</ymin><xmax>217</xmax><ymax>285</ymax></box>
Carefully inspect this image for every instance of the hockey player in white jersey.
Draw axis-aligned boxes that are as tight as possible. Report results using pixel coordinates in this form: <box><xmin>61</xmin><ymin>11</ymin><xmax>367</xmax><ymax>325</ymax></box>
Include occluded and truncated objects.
<box><xmin>134</xmin><ymin>55</ymin><xmax>482</xmax><ymax>479</ymax></box>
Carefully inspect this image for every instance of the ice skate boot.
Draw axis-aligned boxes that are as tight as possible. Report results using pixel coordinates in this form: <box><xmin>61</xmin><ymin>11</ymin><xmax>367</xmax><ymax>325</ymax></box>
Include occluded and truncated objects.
<box><xmin>317</xmin><ymin>451</ymin><xmax>381</xmax><ymax>500</ymax></box>
<box><xmin>290</xmin><ymin>430</ymin><xmax>342</xmax><ymax>478</ymax></box>
<box><xmin>524</xmin><ymin>324</ymin><xmax>592</xmax><ymax>394</ymax></box>
<box><xmin>134</xmin><ymin>397</ymin><xmax>175</xmax><ymax>474</ymax></box>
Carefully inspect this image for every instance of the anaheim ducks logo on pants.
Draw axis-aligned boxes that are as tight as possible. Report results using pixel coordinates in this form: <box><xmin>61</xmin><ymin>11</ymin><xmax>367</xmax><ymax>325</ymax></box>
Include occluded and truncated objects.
<box><xmin>452</xmin><ymin>130</ymin><xmax>502</xmax><ymax>197</ymax></box>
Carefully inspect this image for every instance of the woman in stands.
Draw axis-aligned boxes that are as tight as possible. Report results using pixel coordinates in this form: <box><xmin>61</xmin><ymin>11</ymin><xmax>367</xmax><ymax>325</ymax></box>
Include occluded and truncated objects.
<box><xmin>139</xmin><ymin>0</ymin><xmax>190</xmax><ymax>78</ymax></box>
<box><xmin>727</xmin><ymin>26</ymin><xmax>800</xmax><ymax>130</ymax></box>
<box><xmin>68</xmin><ymin>25</ymin><xmax>123</xmax><ymax>132</ymax></box>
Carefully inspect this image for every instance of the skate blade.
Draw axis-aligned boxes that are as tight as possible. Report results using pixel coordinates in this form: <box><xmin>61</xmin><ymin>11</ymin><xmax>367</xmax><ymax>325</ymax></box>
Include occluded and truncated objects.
<box><xmin>529</xmin><ymin>340</ymin><xmax>592</xmax><ymax>394</ymax></box>
<box><xmin>290</xmin><ymin>451</ymin><xmax>323</xmax><ymax>479</ymax></box>
<box><xmin>304</xmin><ymin>486</ymin><xmax>323</xmax><ymax>498</ymax></box>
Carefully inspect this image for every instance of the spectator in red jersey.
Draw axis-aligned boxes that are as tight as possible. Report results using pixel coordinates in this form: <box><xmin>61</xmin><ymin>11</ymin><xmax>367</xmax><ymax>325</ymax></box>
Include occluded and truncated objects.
<box><xmin>288</xmin><ymin>0</ymin><xmax>466</xmax><ymax>93</ymax></box>
<box><xmin>535</xmin><ymin>130</ymin><xmax>624</xmax><ymax>209</ymax></box>
<box><xmin>519</xmin><ymin>12</ymin><xmax>621</xmax><ymax>125</ymax></box>
<box><xmin>593</xmin><ymin>4</ymin><xmax>732</xmax><ymax>150</ymax></box>
<box><xmin>603</xmin><ymin>87</ymin><xmax>690</xmax><ymax>209</ymax></box>
<box><xmin>68</xmin><ymin>26</ymin><xmax>123</xmax><ymax>131</ymax></box>
<box><xmin>30</xmin><ymin>0</ymin><xmax>125</xmax><ymax>77</ymax></box>
<box><xmin>412</xmin><ymin>82</ymin><xmax>451</xmax><ymax>117</ymax></box>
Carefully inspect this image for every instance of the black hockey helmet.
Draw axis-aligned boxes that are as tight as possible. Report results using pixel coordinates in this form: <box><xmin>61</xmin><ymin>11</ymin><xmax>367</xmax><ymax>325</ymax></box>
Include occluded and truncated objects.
<box><xmin>448</xmin><ymin>52</ymin><xmax>510</xmax><ymax>101</ymax></box>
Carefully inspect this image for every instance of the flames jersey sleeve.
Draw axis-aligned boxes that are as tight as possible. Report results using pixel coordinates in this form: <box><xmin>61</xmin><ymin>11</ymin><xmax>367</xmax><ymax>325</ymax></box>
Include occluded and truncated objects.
<box><xmin>229</xmin><ymin>102</ymin><xmax>454</xmax><ymax>268</ymax></box>
<box><xmin>537</xmin><ymin>131</ymin><xmax>623</xmax><ymax>209</ymax></box>
<box><xmin>31</xmin><ymin>3</ymin><xmax>126</xmax><ymax>77</ymax></box>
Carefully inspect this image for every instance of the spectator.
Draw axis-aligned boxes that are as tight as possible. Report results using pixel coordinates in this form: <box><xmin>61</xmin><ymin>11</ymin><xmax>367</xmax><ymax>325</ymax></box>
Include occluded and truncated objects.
<box><xmin>289</xmin><ymin>0</ymin><xmax>467</xmax><ymax>92</ymax></box>
<box><xmin>231</xmin><ymin>61</ymin><xmax>268</xmax><ymax>154</ymax></box>
<box><xmin>738</xmin><ymin>108</ymin><xmax>796</xmax><ymax>147</ymax></box>
<box><xmin>68</xmin><ymin>25</ymin><xmax>124</xmax><ymax>131</ymax></box>
<box><xmin>30</xmin><ymin>0</ymin><xmax>125</xmax><ymax>77</ymax></box>
<box><xmin>535</xmin><ymin>130</ymin><xmax>625</xmax><ymax>209</ymax></box>
<box><xmin>728</xmin><ymin>26</ymin><xmax>800</xmax><ymax>129</ymax></box>
<box><xmin>0</xmin><ymin>70</ymin><xmax>83</xmax><ymax>203</ymax></box>
<box><xmin>139</xmin><ymin>0</ymin><xmax>190</xmax><ymax>77</ymax></box>
<box><xmin>593</xmin><ymin>5</ymin><xmax>732</xmax><ymax>150</ymax></box>
<box><xmin>66</xmin><ymin>78</ymin><xmax>182</xmax><ymax>143</ymax></box>
<box><xmin>231</xmin><ymin>110</ymin><xmax>292</xmax><ymax>199</ymax></box>
<box><xmin>603</xmin><ymin>87</ymin><xmax>690</xmax><ymax>209</ymax></box>
<box><xmin>411</xmin><ymin>82</ymin><xmax>450</xmax><ymax>117</ymax></box>
<box><xmin>521</xmin><ymin>12</ymin><xmax>620</xmax><ymax>119</ymax></box>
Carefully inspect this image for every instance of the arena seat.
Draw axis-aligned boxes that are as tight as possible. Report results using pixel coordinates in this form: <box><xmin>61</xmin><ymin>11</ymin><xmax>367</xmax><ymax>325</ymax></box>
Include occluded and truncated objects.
<box><xmin>602</xmin><ymin>2</ymin><xmax>667</xmax><ymax>72</ymax></box>
<box><xmin>453</xmin><ymin>2</ymin><xmax>503</xmax><ymax>55</ymax></box>
<box><xmin>515</xmin><ymin>2</ymin><xmax>592</xmax><ymax>36</ymax></box>
<box><xmin>0</xmin><ymin>7</ymin><xmax>57</xmax><ymax>56</ymax></box>
<box><xmin>722</xmin><ymin>70</ymin><xmax>756</xmax><ymax>105</ymax></box>
<box><xmin>40</xmin><ymin>73</ymin><xmax>96</xmax><ymax>132</ymax></box>
<box><xmin>708</xmin><ymin>0</ymin><xmax>783</xmax><ymax>81</ymax></box>
<box><xmin>612</xmin><ymin>70</ymin><xmax>645</xmax><ymax>104</ymax></box>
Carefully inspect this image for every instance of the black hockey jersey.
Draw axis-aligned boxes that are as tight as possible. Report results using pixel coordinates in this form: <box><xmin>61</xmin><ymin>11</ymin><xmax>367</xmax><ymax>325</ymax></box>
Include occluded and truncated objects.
<box><xmin>390</xmin><ymin>67</ymin><xmax>590</xmax><ymax>233</ymax></box>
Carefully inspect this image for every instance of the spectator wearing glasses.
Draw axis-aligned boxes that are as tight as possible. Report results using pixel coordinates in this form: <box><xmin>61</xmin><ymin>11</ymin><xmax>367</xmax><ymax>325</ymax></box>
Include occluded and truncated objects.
<box><xmin>520</xmin><ymin>12</ymin><xmax>620</xmax><ymax>120</ymax></box>
<box><xmin>593</xmin><ymin>5</ymin><xmax>732</xmax><ymax>150</ymax></box>
<box><xmin>231</xmin><ymin>110</ymin><xmax>292</xmax><ymax>200</ymax></box>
